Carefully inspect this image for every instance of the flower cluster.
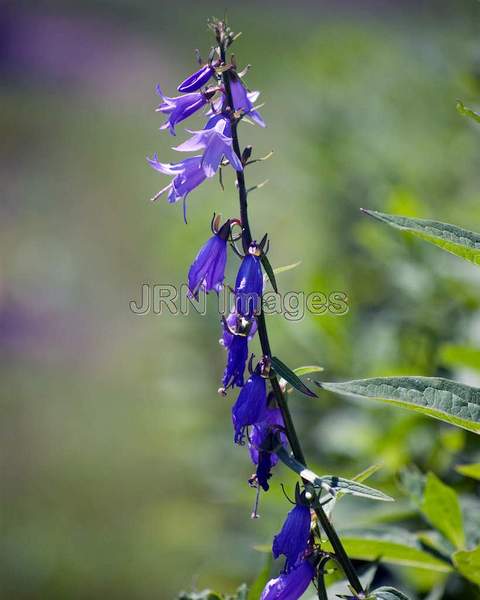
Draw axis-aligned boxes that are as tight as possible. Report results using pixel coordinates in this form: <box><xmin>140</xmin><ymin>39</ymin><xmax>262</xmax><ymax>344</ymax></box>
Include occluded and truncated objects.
<box><xmin>148</xmin><ymin>23</ymin><xmax>320</xmax><ymax>600</ymax></box>
<box><xmin>148</xmin><ymin>52</ymin><xmax>264</xmax><ymax>221</ymax></box>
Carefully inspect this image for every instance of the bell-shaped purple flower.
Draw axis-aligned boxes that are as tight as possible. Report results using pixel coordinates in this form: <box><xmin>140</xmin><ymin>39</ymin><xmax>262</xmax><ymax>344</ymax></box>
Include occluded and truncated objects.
<box><xmin>249</xmin><ymin>404</ymin><xmax>287</xmax><ymax>491</ymax></box>
<box><xmin>260</xmin><ymin>559</ymin><xmax>314</xmax><ymax>600</ymax></box>
<box><xmin>177</xmin><ymin>64</ymin><xmax>215</xmax><ymax>93</ymax></box>
<box><xmin>173</xmin><ymin>117</ymin><xmax>243</xmax><ymax>176</ymax></box>
<box><xmin>222</xmin><ymin>333</ymin><xmax>249</xmax><ymax>389</ymax></box>
<box><xmin>156</xmin><ymin>85</ymin><xmax>210</xmax><ymax>135</ymax></box>
<box><xmin>188</xmin><ymin>221</ymin><xmax>230</xmax><ymax>299</ymax></box>
<box><xmin>235</xmin><ymin>244</ymin><xmax>263</xmax><ymax>318</ymax></box>
<box><xmin>272</xmin><ymin>504</ymin><xmax>312</xmax><ymax>570</ymax></box>
<box><xmin>221</xmin><ymin>308</ymin><xmax>257</xmax><ymax>349</ymax></box>
<box><xmin>230</xmin><ymin>76</ymin><xmax>265</xmax><ymax>128</ymax></box>
<box><xmin>231</xmin><ymin>369</ymin><xmax>267</xmax><ymax>444</ymax></box>
<box><xmin>147</xmin><ymin>154</ymin><xmax>207</xmax><ymax>221</ymax></box>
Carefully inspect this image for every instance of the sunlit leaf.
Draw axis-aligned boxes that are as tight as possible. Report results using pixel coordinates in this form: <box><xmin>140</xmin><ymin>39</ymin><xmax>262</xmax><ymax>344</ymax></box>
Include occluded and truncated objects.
<box><xmin>456</xmin><ymin>463</ymin><xmax>480</xmax><ymax>481</ymax></box>
<box><xmin>367</xmin><ymin>586</ymin><xmax>411</xmax><ymax>600</ymax></box>
<box><xmin>275</xmin><ymin>446</ymin><xmax>393</xmax><ymax>502</ymax></box>
<box><xmin>456</xmin><ymin>100</ymin><xmax>480</xmax><ymax>124</ymax></box>
<box><xmin>321</xmin><ymin>527</ymin><xmax>452</xmax><ymax>572</ymax></box>
<box><xmin>453</xmin><ymin>545</ymin><xmax>480</xmax><ymax>585</ymax></box>
<box><xmin>361</xmin><ymin>209</ymin><xmax>480</xmax><ymax>266</ymax></box>
<box><xmin>316</xmin><ymin>377</ymin><xmax>480</xmax><ymax>434</ymax></box>
<box><xmin>438</xmin><ymin>344</ymin><xmax>480</xmax><ymax>372</ymax></box>
<box><xmin>272</xmin><ymin>261</ymin><xmax>302</xmax><ymax>275</ymax></box>
<box><xmin>353</xmin><ymin>463</ymin><xmax>384</xmax><ymax>484</ymax></box>
<box><xmin>421</xmin><ymin>472</ymin><xmax>465</xmax><ymax>549</ymax></box>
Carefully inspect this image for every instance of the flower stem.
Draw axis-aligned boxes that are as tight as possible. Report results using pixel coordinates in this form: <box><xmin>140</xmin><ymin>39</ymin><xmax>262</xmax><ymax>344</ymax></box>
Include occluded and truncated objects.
<box><xmin>219</xmin><ymin>29</ymin><xmax>363</xmax><ymax>596</ymax></box>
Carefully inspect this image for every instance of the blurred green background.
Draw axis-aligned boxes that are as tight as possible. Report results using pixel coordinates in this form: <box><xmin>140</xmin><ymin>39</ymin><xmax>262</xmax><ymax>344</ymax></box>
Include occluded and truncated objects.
<box><xmin>2</xmin><ymin>0</ymin><xmax>480</xmax><ymax>598</ymax></box>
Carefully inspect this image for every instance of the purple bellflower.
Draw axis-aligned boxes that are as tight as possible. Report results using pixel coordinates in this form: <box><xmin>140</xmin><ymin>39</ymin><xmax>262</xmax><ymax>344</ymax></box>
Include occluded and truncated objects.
<box><xmin>222</xmin><ymin>333</ymin><xmax>249</xmax><ymax>390</ymax></box>
<box><xmin>188</xmin><ymin>219</ymin><xmax>230</xmax><ymax>299</ymax></box>
<box><xmin>173</xmin><ymin>117</ymin><xmax>243</xmax><ymax>177</ymax></box>
<box><xmin>177</xmin><ymin>63</ymin><xmax>215</xmax><ymax>93</ymax></box>
<box><xmin>221</xmin><ymin>308</ymin><xmax>257</xmax><ymax>349</ymax></box>
<box><xmin>231</xmin><ymin>365</ymin><xmax>267</xmax><ymax>444</ymax></box>
<box><xmin>272</xmin><ymin>503</ymin><xmax>312</xmax><ymax>570</ymax></box>
<box><xmin>260</xmin><ymin>559</ymin><xmax>315</xmax><ymax>600</ymax></box>
<box><xmin>230</xmin><ymin>76</ymin><xmax>265</xmax><ymax>127</ymax></box>
<box><xmin>147</xmin><ymin>154</ymin><xmax>207</xmax><ymax>221</ymax></box>
<box><xmin>235</xmin><ymin>243</ymin><xmax>264</xmax><ymax>318</ymax></box>
<box><xmin>249</xmin><ymin>403</ymin><xmax>287</xmax><ymax>491</ymax></box>
<box><xmin>156</xmin><ymin>85</ymin><xmax>213</xmax><ymax>135</ymax></box>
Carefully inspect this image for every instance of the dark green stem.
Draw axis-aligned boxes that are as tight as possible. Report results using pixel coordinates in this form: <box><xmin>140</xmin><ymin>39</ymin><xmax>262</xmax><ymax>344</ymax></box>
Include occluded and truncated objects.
<box><xmin>218</xmin><ymin>26</ymin><xmax>363</xmax><ymax>596</ymax></box>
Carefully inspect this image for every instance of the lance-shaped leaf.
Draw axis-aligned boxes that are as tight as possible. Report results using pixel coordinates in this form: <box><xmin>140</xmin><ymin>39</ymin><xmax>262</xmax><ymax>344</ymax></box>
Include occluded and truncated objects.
<box><xmin>361</xmin><ymin>209</ymin><xmax>480</xmax><ymax>266</ymax></box>
<box><xmin>316</xmin><ymin>377</ymin><xmax>480</xmax><ymax>434</ymax></box>
<box><xmin>271</xmin><ymin>356</ymin><xmax>317</xmax><ymax>397</ymax></box>
<box><xmin>456</xmin><ymin>462</ymin><xmax>480</xmax><ymax>480</ymax></box>
<box><xmin>260</xmin><ymin>254</ymin><xmax>278</xmax><ymax>293</ymax></box>
<box><xmin>367</xmin><ymin>587</ymin><xmax>411</xmax><ymax>600</ymax></box>
<box><xmin>421</xmin><ymin>472</ymin><xmax>465</xmax><ymax>549</ymax></box>
<box><xmin>453</xmin><ymin>545</ymin><xmax>480</xmax><ymax>585</ymax></box>
<box><xmin>280</xmin><ymin>365</ymin><xmax>324</xmax><ymax>394</ymax></box>
<box><xmin>321</xmin><ymin>527</ymin><xmax>452</xmax><ymax>572</ymax></box>
<box><xmin>275</xmin><ymin>446</ymin><xmax>393</xmax><ymax>502</ymax></box>
<box><xmin>457</xmin><ymin>100</ymin><xmax>480</xmax><ymax>124</ymax></box>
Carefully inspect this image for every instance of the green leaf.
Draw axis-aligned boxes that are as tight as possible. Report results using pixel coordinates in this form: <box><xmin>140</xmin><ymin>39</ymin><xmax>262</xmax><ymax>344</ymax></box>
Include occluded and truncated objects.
<box><xmin>260</xmin><ymin>255</ymin><xmax>278</xmax><ymax>293</ymax></box>
<box><xmin>281</xmin><ymin>365</ymin><xmax>324</xmax><ymax>394</ymax></box>
<box><xmin>361</xmin><ymin>209</ymin><xmax>480</xmax><ymax>266</ymax></box>
<box><xmin>368</xmin><ymin>586</ymin><xmax>411</xmax><ymax>600</ymax></box>
<box><xmin>453</xmin><ymin>545</ymin><xmax>480</xmax><ymax>585</ymax></box>
<box><xmin>438</xmin><ymin>344</ymin><xmax>480</xmax><ymax>372</ymax></box>
<box><xmin>274</xmin><ymin>446</ymin><xmax>393</xmax><ymax>502</ymax></box>
<box><xmin>321</xmin><ymin>527</ymin><xmax>452</xmax><ymax>572</ymax></box>
<box><xmin>248</xmin><ymin>554</ymin><xmax>272</xmax><ymax>600</ymax></box>
<box><xmin>272</xmin><ymin>260</ymin><xmax>302</xmax><ymax>275</ymax></box>
<box><xmin>456</xmin><ymin>463</ymin><xmax>480</xmax><ymax>481</ymax></box>
<box><xmin>353</xmin><ymin>463</ymin><xmax>384</xmax><ymax>484</ymax></box>
<box><xmin>316</xmin><ymin>376</ymin><xmax>480</xmax><ymax>434</ymax></box>
<box><xmin>457</xmin><ymin>100</ymin><xmax>480</xmax><ymax>124</ymax></box>
<box><xmin>318</xmin><ymin>475</ymin><xmax>393</xmax><ymax>502</ymax></box>
<box><xmin>421</xmin><ymin>472</ymin><xmax>465</xmax><ymax>549</ymax></box>
<box><xmin>271</xmin><ymin>356</ymin><xmax>317</xmax><ymax>397</ymax></box>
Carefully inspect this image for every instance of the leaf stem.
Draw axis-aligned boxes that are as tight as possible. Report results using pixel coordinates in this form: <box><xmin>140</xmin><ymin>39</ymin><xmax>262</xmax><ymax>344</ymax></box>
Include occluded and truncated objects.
<box><xmin>219</xmin><ymin>27</ymin><xmax>363</xmax><ymax>596</ymax></box>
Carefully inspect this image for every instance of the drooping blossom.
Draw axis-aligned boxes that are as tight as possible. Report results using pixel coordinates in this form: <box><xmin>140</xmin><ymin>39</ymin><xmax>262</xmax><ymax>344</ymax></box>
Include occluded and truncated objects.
<box><xmin>220</xmin><ymin>308</ymin><xmax>257</xmax><ymax>349</ymax></box>
<box><xmin>235</xmin><ymin>243</ymin><xmax>263</xmax><ymax>318</ymax></box>
<box><xmin>231</xmin><ymin>367</ymin><xmax>267</xmax><ymax>444</ymax></box>
<box><xmin>188</xmin><ymin>220</ymin><xmax>230</xmax><ymax>299</ymax></box>
<box><xmin>222</xmin><ymin>333</ymin><xmax>249</xmax><ymax>389</ymax></box>
<box><xmin>272</xmin><ymin>503</ymin><xmax>312</xmax><ymax>570</ymax></box>
<box><xmin>260</xmin><ymin>559</ymin><xmax>314</xmax><ymax>600</ymax></box>
<box><xmin>173</xmin><ymin>117</ymin><xmax>243</xmax><ymax>176</ymax></box>
<box><xmin>147</xmin><ymin>154</ymin><xmax>207</xmax><ymax>221</ymax></box>
<box><xmin>177</xmin><ymin>64</ymin><xmax>215</xmax><ymax>93</ymax></box>
<box><xmin>230</xmin><ymin>76</ymin><xmax>265</xmax><ymax>127</ymax></box>
<box><xmin>156</xmin><ymin>85</ymin><xmax>212</xmax><ymax>135</ymax></box>
<box><xmin>249</xmin><ymin>403</ymin><xmax>287</xmax><ymax>491</ymax></box>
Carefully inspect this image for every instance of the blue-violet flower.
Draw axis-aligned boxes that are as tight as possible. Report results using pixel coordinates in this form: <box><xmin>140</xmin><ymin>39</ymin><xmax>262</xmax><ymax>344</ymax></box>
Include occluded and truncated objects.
<box><xmin>188</xmin><ymin>220</ymin><xmax>230</xmax><ymax>299</ymax></box>
<box><xmin>235</xmin><ymin>243</ymin><xmax>263</xmax><ymax>318</ymax></box>
<box><xmin>156</xmin><ymin>85</ymin><xmax>212</xmax><ymax>135</ymax></box>
<box><xmin>231</xmin><ymin>367</ymin><xmax>267</xmax><ymax>444</ymax></box>
<box><xmin>177</xmin><ymin>63</ymin><xmax>215</xmax><ymax>93</ymax></box>
<box><xmin>260</xmin><ymin>559</ymin><xmax>314</xmax><ymax>600</ymax></box>
<box><xmin>272</xmin><ymin>503</ymin><xmax>312</xmax><ymax>570</ymax></box>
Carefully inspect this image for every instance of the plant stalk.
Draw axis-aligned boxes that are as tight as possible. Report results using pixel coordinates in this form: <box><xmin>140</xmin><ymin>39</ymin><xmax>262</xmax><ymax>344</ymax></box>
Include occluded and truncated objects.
<box><xmin>219</xmin><ymin>29</ymin><xmax>363</xmax><ymax>596</ymax></box>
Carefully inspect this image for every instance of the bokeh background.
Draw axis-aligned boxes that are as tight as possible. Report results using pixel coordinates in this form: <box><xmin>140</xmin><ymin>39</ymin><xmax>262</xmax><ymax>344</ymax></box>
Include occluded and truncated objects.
<box><xmin>3</xmin><ymin>0</ymin><xmax>480</xmax><ymax>598</ymax></box>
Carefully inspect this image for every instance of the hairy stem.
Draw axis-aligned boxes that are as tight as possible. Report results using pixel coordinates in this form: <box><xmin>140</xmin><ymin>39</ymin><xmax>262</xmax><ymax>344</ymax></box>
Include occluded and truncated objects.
<box><xmin>219</xmin><ymin>30</ymin><xmax>363</xmax><ymax>596</ymax></box>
